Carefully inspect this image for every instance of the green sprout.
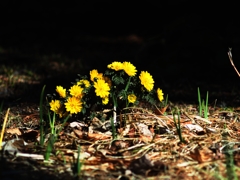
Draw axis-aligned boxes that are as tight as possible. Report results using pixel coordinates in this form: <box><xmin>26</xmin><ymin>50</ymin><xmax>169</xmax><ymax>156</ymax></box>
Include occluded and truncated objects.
<box><xmin>172</xmin><ymin>108</ymin><xmax>185</xmax><ymax>143</ymax></box>
<box><xmin>44</xmin><ymin>112</ymin><xmax>69</xmax><ymax>161</ymax></box>
<box><xmin>197</xmin><ymin>87</ymin><xmax>209</xmax><ymax>118</ymax></box>
<box><xmin>72</xmin><ymin>146</ymin><xmax>84</xmax><ymax>177</ymax></box>
<box><xmin>223</xmin><ymin>143</ymin><xmax>238</xmax><ymax>180</ymax></box>
<box><xmin>163</xmin><ymin>94</ymin><xmax>168</xmax><ymax>107</ymax></box>
<box><xmin>45</xmin><ymin>133</ymin><xmax>55</xmax><ymax>161</ymax></box>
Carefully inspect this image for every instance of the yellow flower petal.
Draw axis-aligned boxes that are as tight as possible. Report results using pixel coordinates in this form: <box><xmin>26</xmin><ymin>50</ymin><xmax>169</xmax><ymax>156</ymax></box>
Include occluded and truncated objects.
<box><xmin>122</xmin><ymin>62</ymin><xmax>137</xmax><ymax>76</ymax></box>
<box><xmin>90</xmin><ymin>69</ymin><xmax>103</xmax><ymax>81</ymax></box>
<box><xmin>157</xmin><ymin>88</ymin><xmax>164</xmax><ymax>102</ymax></box>
<box><xmin>107</xmin><ymin>61</ymin><xmax>123</xmax><ymax>71</ymax></box>
<box><xmin>77</xmin><ymin>79</ymin><xmax>90</xmax><ymax>88</ymax></box>
<box><xmin>56</xmin><ymin>86</ymin><xmax>66</xmax><ymax>98</ymax></box>
<box><xmin>49</xmin><ymin>99</ymin><xmax>61</xmax><ymax>113</ymax></box>
<box><xmin>102</xmin><ymin>96</ymin><xmax>109</xmax><ymax>105</ymax></box>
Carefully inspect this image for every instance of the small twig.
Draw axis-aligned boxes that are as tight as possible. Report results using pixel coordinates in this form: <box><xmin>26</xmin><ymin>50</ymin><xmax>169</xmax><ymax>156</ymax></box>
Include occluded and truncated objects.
<box><xmin>193</xmin><ymin>115</ymin><xmax>212</xmax><ymax>124</ymax></box>
<box><xmin>117</xmin><ymin>143</ymin><xmax>145</xmax><ymax>153</ymax></box>
<box><xmin>228</xmin><ymin>48</ymin><xmax>240</xmax><ymax>77</ymax></box>
<box><xmin>123</xmin><ymin>106</ymin><xmax>170</xmax><ymax>129</ymax></box>
<box><xmin>0</xmin><ymin>108</ymin><xmax>10</xmax><ymax>150</ymax></box>
<box><xmin>103</xmin><ymin>139</ymin><xmax>163</xmax><ymax>160</ymax></box>
<box><xmin>182</xmin><ymin>111</ymin><xmax>196</xmax><ymax>124</ymax></box>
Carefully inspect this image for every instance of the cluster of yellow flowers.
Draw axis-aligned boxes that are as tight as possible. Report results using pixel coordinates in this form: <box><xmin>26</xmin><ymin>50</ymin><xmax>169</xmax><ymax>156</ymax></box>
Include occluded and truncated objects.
<box><xmin>49</xmin><ymin>61</ymin><xmax>164</xmax><ymax>117</ymax></box>
<box><xmin>108</xmin><ymin>61</ymin><xmax>164</xmax><ymax>100</ymax></box>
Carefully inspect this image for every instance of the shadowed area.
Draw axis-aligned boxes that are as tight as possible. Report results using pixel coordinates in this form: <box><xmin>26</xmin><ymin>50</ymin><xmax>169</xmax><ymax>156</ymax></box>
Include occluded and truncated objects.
<box><xmin>1</xmin><ymin>1</ymin><xmax>240</xmax><ymax>106</ymax></box>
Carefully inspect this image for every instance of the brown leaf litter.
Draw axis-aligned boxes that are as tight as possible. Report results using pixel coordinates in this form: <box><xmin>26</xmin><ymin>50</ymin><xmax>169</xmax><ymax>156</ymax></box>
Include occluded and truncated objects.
<box><xmin>1</xmin><ymin>103</ymin><xmax>240</xmax><ymax>179</ymax></box>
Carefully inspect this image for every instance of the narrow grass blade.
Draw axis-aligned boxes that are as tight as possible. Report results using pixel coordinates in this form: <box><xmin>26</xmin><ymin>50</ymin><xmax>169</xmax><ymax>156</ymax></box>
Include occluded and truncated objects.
<box><xmin>0</xmin><ymin>101</ymin><xmax>4</xmax><ymax>113</ymax></box>
<box><xmin>45</xmin><ymin>134</ymin><xmax>55</xmax><ymax>161</ymax></box>
<box><xmin>77</xmin><ymin>145</ymin><xmax>82</xmax><ymax>176</ymax></box>
<box><xmin>204</xmin><ymin>91</ymin><xmax>209</xmax><ymax>119</ymax></box>
<box><xmin>39</xmin><ymin>85</ymin><xmax>46</xmax><ymax>146</ymax></box>
<box><xmin>198</xmin><ymin>87</ymin><xmax>202</xmax><ymax>116</ymax></box>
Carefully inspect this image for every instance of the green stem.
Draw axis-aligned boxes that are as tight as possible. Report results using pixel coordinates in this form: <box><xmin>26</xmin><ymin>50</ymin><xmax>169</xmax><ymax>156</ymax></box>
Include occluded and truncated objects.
<box><xmin>124</xmin><ymin>77</ymin><xmax>131</xmax><ymax>92</ymax></box>
<box><xmin>124</xmin><ymin>77</ymin><xmax>131</xmax><ymax>107</ymax></box>
<box><xmin>48</xmin><ymin>111</ymin><xmax>56</xmax><ymax>134</ymax></box>
<box><xmin>126</xmin><ymin>101</ymin><xmax>129</xmax><ymax>108</ymax></box>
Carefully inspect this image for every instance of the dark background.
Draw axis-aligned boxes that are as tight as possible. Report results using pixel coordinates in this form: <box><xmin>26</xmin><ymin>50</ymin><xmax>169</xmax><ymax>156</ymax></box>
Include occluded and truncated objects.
<box><xmin>1</xmin><ymin>1</ymin><xmax>240</xmax><ymax>105</ymax></box>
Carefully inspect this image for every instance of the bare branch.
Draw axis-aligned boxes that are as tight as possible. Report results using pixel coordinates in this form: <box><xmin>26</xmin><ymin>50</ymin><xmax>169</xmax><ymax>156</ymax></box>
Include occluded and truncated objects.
<box><xmin>228</xmin><ymin>48</ymin><xmax>240</xmax><ymax>77</ymax></box>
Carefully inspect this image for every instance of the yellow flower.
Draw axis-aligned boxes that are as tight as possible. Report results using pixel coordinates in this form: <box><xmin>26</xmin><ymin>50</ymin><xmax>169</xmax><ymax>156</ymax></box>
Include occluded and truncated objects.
<box><xmin>56</xmin><ymin>86</ymin><xmax>66</xmax><ymax>98</ymax></box>
<box><xmin>128</xmin><ymin>94</ymin><xmax>137</xmax><ymax>103</ymax></box>
<box><xmin>77</xmin><ymin>79</ymin><xmax>90</xmax><ymax>88</ymax></box>
<box><xmin>157</xmin><ymin>88</ymin><xmax>164</xmax><ymax>102</ymax></box>
<box><xmin>49</xmin><ymin>99</ymin><xmax>62</xmax><ymax>113</ymax></box>
<box><xmin>122</xmin><ymin>62</ymin><xmax>137</xmax><ymax>76</ymax></box>
<box><xmin>90</xmin><ymin>69</ymin><xmax>103</xmax><ymax>81</ymax></box>
<box><xmin>139</xmin><ymin>71</ymin><xmax>154</xmax><ymax>91</ymax></box>
<box><xmin>49</xmin><ymin>100</ymin><xmax>66</xmax><ymax>117</ymax></box>
<box><xmin>107</xmin><ymin>61</ymin><xmax>123</xmax><ymax>71</ymax></box>
<box><xmin>94</xmin><ymin>79</ymin><xmax>110</xmax><ymax>98</ymax></box>
<box><xmin>69</xmin><ymin>85</ymin><xmax>83</xmax><ymax>98</ymax></box>
<box><xmin>64</xmin><ymin>97</ymin><xmax>82</xmax><ymax>114</ymax></box>
<box><xmin>102</xmin><ymin>96</ymin><xmax>109</xmax><ymax>105</ymax></box>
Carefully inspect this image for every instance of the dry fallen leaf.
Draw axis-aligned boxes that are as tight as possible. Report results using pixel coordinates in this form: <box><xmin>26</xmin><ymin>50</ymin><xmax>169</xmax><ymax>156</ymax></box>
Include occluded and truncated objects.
<box><xmin>88</xmin><ymin>133</ymin><xmax>112</xmax><ymax>140</ymax></box>
<box><xmin>6</xmin><ymin>128</ymin><xmax>22</xmax><ymax>135</ymax></box>
<box><xmin>189</xmin><ymin>146</ymin><xmax>213</xmax><ymax>163</ymax></box>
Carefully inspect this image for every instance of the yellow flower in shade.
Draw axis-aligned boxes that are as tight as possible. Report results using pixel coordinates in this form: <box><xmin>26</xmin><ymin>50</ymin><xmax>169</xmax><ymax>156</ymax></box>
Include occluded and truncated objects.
<box><xmin>104</xmin><ymin>76</ymin><xmax>112</xmax><ymax>87</ymax></box>
<box><xmin>139</xmin><ymin>71</ymin><xmax>154</xmax><ymax>91</ymax></box>
<box><xmin>102</xmin><ymin>96</ymin><xmax>109</xmax><ymax>105</ymax></box>
<box><xmin>94</xmin><ymin>79</ymin><xmax>110</xmax><ymax>98</ymax></box>
<box><xmin>90</xmin><ymin>69</ymin><xmax>103</xmax><ymax>81</ymax></box>
<box><xmin>157</xmin><ymin>88</ymin><xmax>164</xmax><ymax>102</ymax></box>
<box><xmin>77</xmin><ymin>79</ymin><xmax>90</xmax><ymax>88</ymax></box>
<box><xmin>107</xmin><ymin>61</ymin><xmax>123</xmax><ymax>71</ymax></box>
<box><xmin>122</xmin><ymin>62</ymin><xmax>137</xmax><ymax>76</ymax></box>
<box><xmin>56</xmin><ymin>86</ymin><xmax>66</xmax><ymax>98</ymax></box>
<box><xmin>69</xmin><ymin>85</ymin><xmax>83</xmax><ymax>98</ymax></box>
<box><xmin>128</xmin><ymin>94</ymin><xmax>137</xmax><ymax>103</ymax></box>
<box><xmin>49</xmin><ymin>99</ymin><xmax>62</xmax><ymax>113</ymax></box>
<box><xmin>64</xmin><ymin>97</ymin><xmax>82</xmax><ymax>114</ymax></box>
